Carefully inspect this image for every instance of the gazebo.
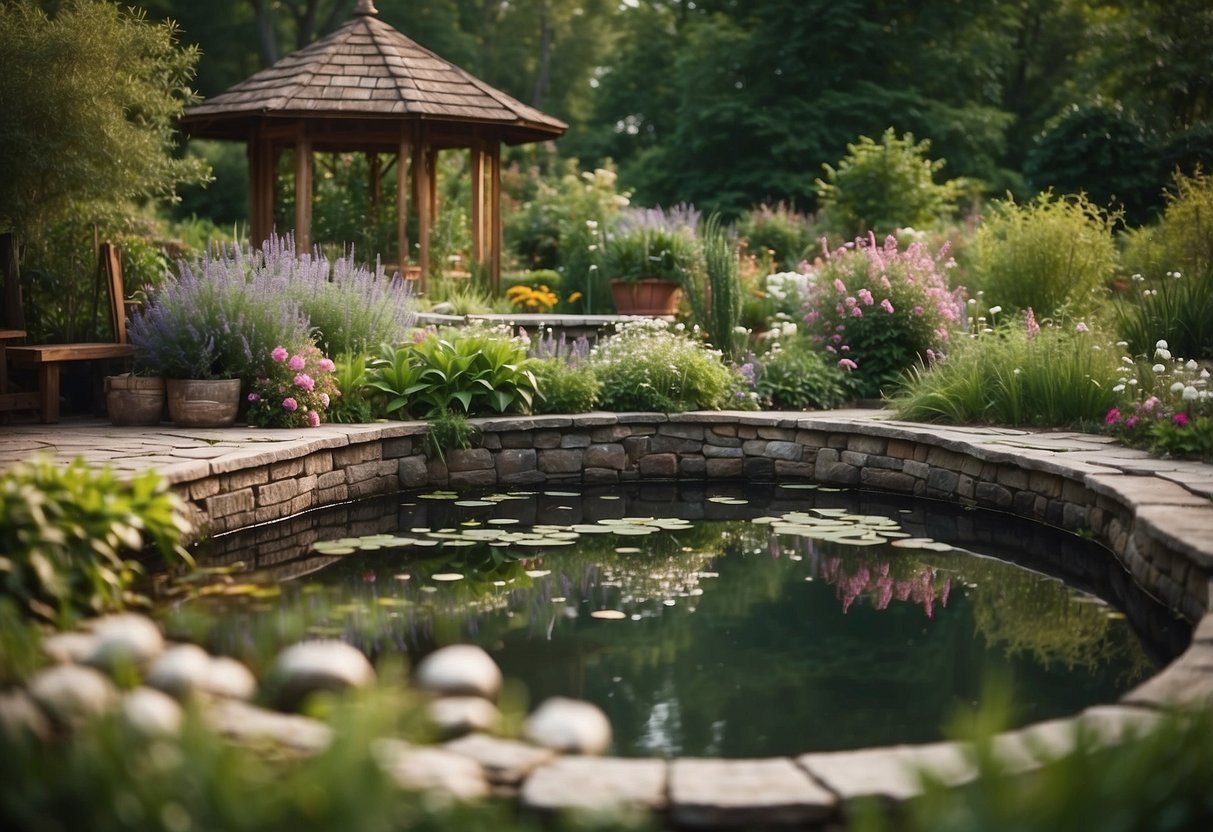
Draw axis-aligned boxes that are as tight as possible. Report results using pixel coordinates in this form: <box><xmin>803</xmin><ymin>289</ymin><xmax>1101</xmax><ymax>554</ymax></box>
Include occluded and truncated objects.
<box><xmin>179</xmin><ymin>0</ymin><xmax>566</xmax><ymax>291</ymax></box>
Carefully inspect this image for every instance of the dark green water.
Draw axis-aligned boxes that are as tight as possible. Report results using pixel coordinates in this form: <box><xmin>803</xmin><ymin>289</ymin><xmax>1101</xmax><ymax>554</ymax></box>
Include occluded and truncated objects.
<box><xmin>178</xmin><ymin>483</ymin><xmax>1188</xmax><ymax>758</ymax></box>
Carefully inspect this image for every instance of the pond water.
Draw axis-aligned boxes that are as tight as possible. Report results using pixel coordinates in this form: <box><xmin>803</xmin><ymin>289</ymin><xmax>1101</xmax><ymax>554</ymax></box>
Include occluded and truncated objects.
<box><xmin>173</xmin><ymin>483</ymin><xmax>1189</xmax><ymax>759</ymax></box>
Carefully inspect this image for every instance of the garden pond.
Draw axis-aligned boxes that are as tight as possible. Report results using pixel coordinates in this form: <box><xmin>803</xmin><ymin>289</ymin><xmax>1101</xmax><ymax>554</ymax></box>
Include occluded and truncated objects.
<box><xmin>165</xmin><ymin>483</ymin><xmax>1190</xmax><ymax>759</ymax></box>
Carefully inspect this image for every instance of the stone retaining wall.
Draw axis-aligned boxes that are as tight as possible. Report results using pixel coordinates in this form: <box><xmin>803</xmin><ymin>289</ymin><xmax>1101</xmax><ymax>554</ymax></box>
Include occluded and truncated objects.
<box><xmin>175</xmin><ymin>412</ymin><xmax>1213</xmax><ymax>623</ymax></box>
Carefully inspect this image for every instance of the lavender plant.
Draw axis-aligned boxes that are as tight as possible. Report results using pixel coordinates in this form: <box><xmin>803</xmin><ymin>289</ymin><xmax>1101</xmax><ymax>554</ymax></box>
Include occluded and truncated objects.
<box><xmin>128</xmin><ymin>243</ymin><xmax>312</xmax><ymax>380</ymax></box>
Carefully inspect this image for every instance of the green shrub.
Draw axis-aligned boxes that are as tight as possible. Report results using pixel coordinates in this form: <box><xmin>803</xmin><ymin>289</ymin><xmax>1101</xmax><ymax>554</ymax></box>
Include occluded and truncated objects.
<box><xmin>737</xmin><ymin>203</ymin><xmax>820</xmax><ymax>271</ymax></box>
<box><xmin>531</xmin><ymin>358</ymin><xmax>600</xmax><ymax>414</ymax></box>
<box><xmin>366</xmin><ymin>325</ymin><xmax>539</xmax><ymax>419</ymax></box>
<box><xmin>602</xmin><ymin>206</ymin><xmax>700</xmax><ymax>285</ymax></box>
<box><xmin>1116</xmin><ymin>170</ymin><xmax>1213</xmax><ymax>359</ymax></box>
<box><xmin>890</xmin><ymin>313</ymin><xmax>1124</xmax><ymax>427</ymax></box>
<box><xmin>755</xmin><ymin>337</ymin><xmax>849</xmax><ymax>410</ymax></box>
<box><xmin>326</xmin><ymin>351</ymin><xmax>375</xmax><ymax>424</ymax></box>
<box><xmin>816</xmin><ymin>129</ymin><xmax>963</xmax><ymax>238</ymax></box>
<box><xmin>803</xmin><ymin>234</ymin><xmax>964</xmax><ymax>399</ymax></box>
<box><xmin>0</xmin><ymin>457</ymin><xmax>192</xmax><ymax>625</ymax></box>
<box><xmin>590</xmin><ymin>320</ymin><xmax>736</xmax><ymax>412</ymax></box>
<box><xmin>969</xmin><ymin>192</ymin><xmax>1118</xmax><ymax>317</ymax></box>
<box><xmin>683</xmin><ymin>214</ymin><xmax>745</xmax><ymax>361</ymax></box>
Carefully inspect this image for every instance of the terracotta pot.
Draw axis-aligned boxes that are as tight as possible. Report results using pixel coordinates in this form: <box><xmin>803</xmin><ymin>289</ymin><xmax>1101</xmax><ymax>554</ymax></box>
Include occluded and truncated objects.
<box><xmin>166</xmin><ymin>378</ymin><xmax>241</xmax><ymax>428</ymax></box>
<box><xmin>608</xmin><ymin>278</ymin><xmax>682</xmax><ymax>316</ymax></box>
<box><xmin>105</xmin><ymin>375</ymin><xmax>165</xmax><ymax>426</ymax></box>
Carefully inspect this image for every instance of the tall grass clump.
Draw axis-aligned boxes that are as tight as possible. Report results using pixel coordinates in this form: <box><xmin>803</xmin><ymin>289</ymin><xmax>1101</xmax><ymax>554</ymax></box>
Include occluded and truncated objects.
<box><xmin>684</xmin><ymin>213</ymin><xmax>744</xmax><ymax>360</ymax></box>
<box><xmin>890</xmin><ymin>312</ymin><xmax>1124</xmax><ymax>426</ymax></box>
<box><xmin>260</xmin><ymin>236</ymin><xmax>416</xmax><ymax>356</ymax></box>
<box><xmin>803</xmin><ymin>233</ymin><xmax>964</xmax><ymax>399</ymax></box>
<box><xmin>1116</xmin><ymin>170</ymin><xmax>1213</xmax><ymax>359</ymax></box>
<box><xmin>969</xmin><ymin>192</ymin><xmax>1119</xmax><ymax>317</ymax></box>
<box><xmin>590</xmin><ymin>319</ymin><xmax>737</xmax><ymax>412</ymax></box>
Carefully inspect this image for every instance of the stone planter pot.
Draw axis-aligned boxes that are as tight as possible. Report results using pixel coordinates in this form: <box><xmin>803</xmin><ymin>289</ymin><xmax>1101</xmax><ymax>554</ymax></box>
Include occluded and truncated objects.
<box><xmin>166</xmin><ymin>378</ymin><xmax>241</xmax><ymax>428</ymax></box>
<box><xmin>105</xmin><ymin>375</ymin><xmax>165</xmax><ymax>426</ymax></box>
<box><xmin>609</xmin><ymin>278</ymin><xmax>682</xmax><ymax>316</ymax></box>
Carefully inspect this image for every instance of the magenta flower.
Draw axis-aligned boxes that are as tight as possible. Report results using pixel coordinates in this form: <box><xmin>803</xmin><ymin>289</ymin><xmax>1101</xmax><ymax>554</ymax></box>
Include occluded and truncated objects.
<box><xmin>247</xmin><ymin>392</ymin><xmax>260</xmax><ymax>402</ymax></box>
<box><xmin>851</xmin><ymin>306</ymin><xmax>863</xmax><ymax>317</ymax></box>
<box><xmin>306</xmin><ymin>410</ymin><xmax>321</xmax><ymax>427</ymax></box>
<box><xmin>880</xmin><ymin>298</ymin><xmax>895</xmax><ymax>314</ymax></box>
<box><xmin>1105</xmin><ymin>408</ymin><xmax>1121</xmax><ymax>426</ymax></box>
<box><xmin>294</xmin><ymin>373</ymin><xmax>315</xmax><ymax>392</ymax></box>
<box><xmin>282</xmin><ymin>397</ymin><xmax>298</xmax><ymax>412</ymax></box>
<box><xmin>1125</xmin><ymin>415</ymin><xmax>1138</xmax><ymax>429</ymax></box>
<box><xmin>271</xmin><ymin>346</ymin><xmax>289</xmax><ymax>363</ymax></box>
<box><xmin>318</xmin><ymin>358</ymin><xmax>336</xmax><ymax>373</ymax></box>
<box><xmin>288</xmin><ymin>354</ymin><xmax>306</xmax><ymax>371</ymax></box>
<box><xmin>857</xmin><ymin>288</ymin><xmax>874</xmax><ymax>306</ymax></box>
<box><xmin>838</xmin><ymin>357</ymin><xmax>858</xmax><ymax>371</ymax></box>
<box><xmin>1025</xmin><ymin>307</ymin><xmax>1040</xmax><ymax>338</ymax></box>
<box><xmin>1173</xmin><ymin>412</ymin><xmax>1189</xmax><ymax>427</ymax></box>
<box><xmin>833</xmin><ymin>278</ymin><xmax>847</xmax><ymax>294</ymax></box>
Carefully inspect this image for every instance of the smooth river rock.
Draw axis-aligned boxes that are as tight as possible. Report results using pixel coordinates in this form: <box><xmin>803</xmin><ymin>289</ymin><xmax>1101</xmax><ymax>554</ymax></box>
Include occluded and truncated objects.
<box><xmin>521</xmin><ymin>756</ymin><xmax>667</xmax><ymax>812</ymax></box>
<box><xmin>148</xmin><ymin>644</ymin><xmax>257</xmax><ymax>701</ymax></box>
<box><xmin>669</xmin><ymin>758</ymin><xmax>836</xmax><ymax>828</ymax></box>
<box><xmin>27</xmin><ymin>663</ymin><xmax>119</xmax><ymax>726</ymax></box>
<box><xmin>373</xmin><ymin>738</ymin><xmax>490</xmax><ymax>801</ymax></box>
<box><xmin>522</xmin><ymin>696</ymin><xmax>612</xmax><ymax>755</ymax></box>
<box><xmin>85</xmin><ymin>614</ymin><xmax>165</xmax><ymax>672</ymax></box>
<box><xmin>426</xmin><ymin>696</ymin><xmax>502</xmax><ymax>738</ymax></box>
<box><xmin>268</xmin><ymin>640</ymin><xmax>376</xmax><ymax>711</ymax></box>
<box><xmin>414</xmin><ymin>645</ymin><xmax>503</xmax><ymax>700</ymax></box>
<box><xmin>121</xmin><ymin>687</ymin><xmax>183</xmax><ymax>737</ymax></box>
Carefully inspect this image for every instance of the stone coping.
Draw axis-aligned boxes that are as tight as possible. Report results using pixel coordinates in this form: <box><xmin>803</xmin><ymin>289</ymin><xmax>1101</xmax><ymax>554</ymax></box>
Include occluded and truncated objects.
<box><xmin>3</xmin><ymin>409</ymin><xmax>1213</xmax><ymax>826</ymax></box>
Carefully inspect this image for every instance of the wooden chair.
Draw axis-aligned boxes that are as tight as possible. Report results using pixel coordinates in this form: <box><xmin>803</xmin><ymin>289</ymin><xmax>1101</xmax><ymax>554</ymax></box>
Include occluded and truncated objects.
<box><xmin>5</xmin><ymin>242</ymin><xmax>134</xmax><ymax>423</ymax></box>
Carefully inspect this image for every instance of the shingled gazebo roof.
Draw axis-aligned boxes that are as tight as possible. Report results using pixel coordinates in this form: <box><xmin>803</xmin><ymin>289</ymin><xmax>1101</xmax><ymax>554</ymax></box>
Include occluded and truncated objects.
<box><xmin>180</xmin><ymin>0</ymin><xmax>567</xmax><ymax>145</ymax></box>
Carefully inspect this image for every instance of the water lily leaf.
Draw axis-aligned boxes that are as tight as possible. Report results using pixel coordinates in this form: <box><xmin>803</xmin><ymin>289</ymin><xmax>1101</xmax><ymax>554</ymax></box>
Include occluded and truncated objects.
<box><xmin>614</xmin><ymin>547</ymin><xmax>642</xmax><ymax>554</ymax></box>
<box><xmin>419</xmin><ymin>491</ymin><xmax>459</xmax><ymax>500</ymax></box>
<box><xmin>455</xmin><ymin>500</ymin><xmax>494</xmax><ymax>507</ymax></box>
<box><xmin>525</xmin><ymin>569</ymin><xmax>551</xmax><ymax>578</ymax></box>
<box><xmin>488</xmin><ymin>518</ymin><xmax>520</xmax><ymax>525</ymax></box>
<box><xmin>431</xmin><ymin>573</ymin><xmax>464</xmax><ymax>582</ymax></box>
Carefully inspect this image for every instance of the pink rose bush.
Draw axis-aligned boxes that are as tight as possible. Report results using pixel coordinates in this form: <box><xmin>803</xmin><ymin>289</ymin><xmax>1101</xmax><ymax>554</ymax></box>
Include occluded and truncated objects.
<box><xmin>246</xmin><ymin>344</ymin><xmax>340</xmax><ymax>428</ymax></box>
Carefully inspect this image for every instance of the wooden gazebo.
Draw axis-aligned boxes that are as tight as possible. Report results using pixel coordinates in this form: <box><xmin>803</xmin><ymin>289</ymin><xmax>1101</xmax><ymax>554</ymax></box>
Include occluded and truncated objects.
<box><xmin>179</xmin><ymin>0</ymin><xmax>566</xmax><ymax>291</ymax></box>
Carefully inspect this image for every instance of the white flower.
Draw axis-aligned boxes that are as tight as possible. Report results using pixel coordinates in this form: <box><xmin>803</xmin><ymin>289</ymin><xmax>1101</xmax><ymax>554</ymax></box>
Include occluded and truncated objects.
<box><xmin>586</xmin><ymin>219</ymin><xmax>598</xmax><ymax>230</ymax></box>
<box><xmin>1171</xmin><ymin>381</ymin><xmax>1186</xmax><ymax>393</ymax></box>
<box><xmin>968</xmin><ymin>298</ymin><xmax>977</xmax><ymax>306</ymax></box>
<box><xmin>732</xmin><ymin>325</ymin><xmax>748</xmax><ymax>335</ymax></box>
<box><xmin>1156</xmin><ymin>339</ymin><xmax>1169</xmax><ymax>350</ymax></box>
<box><xmin>1155</xmin><ymin>347</ymin><xmax>1172</xmax><ymax>360</ymax></box>
<box><xmin>1201</xmin><ymin>368</ymin><xmax>1211</xmax><ymax>379</ymax></box>
<box><xmin>781</xmin><ymin>322</ymin><xmax>797</xmax><ymax>337</ymax></box>
<box><xmin>1113</xmin><ymin>384</ymin><xmax>1125</xmax><ymax>392</ymax></box>
<box><xmin>1115</xmin><ymin>340</ymin><xmax>1128</xmax><ymax>348</ymax></box>
<box><xmin>1152</xmin><ymin>363</ymin><xmax>1166</xmax><ymax>373</ymax></box>
<box><xmin>1183</xmin><ymin>386</ymin><xmax>1199</xmax><ymax>401</ymax></box>
<box><xmin>987</xmin><ymin>305</ymin><xmax>1002</xmax><ymax>315</ymax></box>
<box><xmin>1186</xmin><ymin>359</ymin><xmax>1199</xmax><ymax>370</ymax></box>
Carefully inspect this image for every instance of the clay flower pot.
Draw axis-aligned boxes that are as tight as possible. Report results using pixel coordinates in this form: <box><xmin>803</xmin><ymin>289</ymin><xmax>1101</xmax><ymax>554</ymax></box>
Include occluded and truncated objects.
<box><xmin>166</xmin><ymin>378</ymin><xmax>241</xmax><ymax>428</ymax></box>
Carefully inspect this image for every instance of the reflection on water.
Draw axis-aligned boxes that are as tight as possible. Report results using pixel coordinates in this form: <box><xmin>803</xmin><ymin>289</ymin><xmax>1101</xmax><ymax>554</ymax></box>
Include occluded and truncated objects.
<box><xmin>174</xmin><ymin>483</ymin><xmax>1189</xmax><ymax>758</ymax></box>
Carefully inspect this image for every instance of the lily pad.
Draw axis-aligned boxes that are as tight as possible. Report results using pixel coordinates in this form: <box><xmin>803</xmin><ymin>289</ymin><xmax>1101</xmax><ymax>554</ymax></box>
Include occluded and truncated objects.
<box><xmin>590</xmin><ymin>610</ymin><xmax>628</xmax><ymax>620</ymax></box>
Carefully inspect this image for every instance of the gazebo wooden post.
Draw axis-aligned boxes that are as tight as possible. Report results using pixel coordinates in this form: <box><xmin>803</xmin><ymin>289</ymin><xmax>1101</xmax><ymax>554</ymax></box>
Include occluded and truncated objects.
<box><xmin>294</xmin><ymin>126</ymin><xmax>313</xmax><ymax>251</ymax></box>
<box><xmin>489</xmin><ymin>142</ymin><xmax>502</xmax><ymax>293</ymax></box>
<box><xmin>470</xmin><ymin>138</ymin><xmax>486</xmax><ymax>268</ymax></box>
<box><xmin>413</xmin><ymin>125</ymin><xmax>431</xmax><ymax>289</ymax></box>
<box><xmin>396</xmin><ymin>125</ymin><xmax>412</xmax><ymax>281</ymax></box>
<box><xmin>248</xmin><ymin>130</ymin><xmax>276</xmax><ymax>248</ymax></box>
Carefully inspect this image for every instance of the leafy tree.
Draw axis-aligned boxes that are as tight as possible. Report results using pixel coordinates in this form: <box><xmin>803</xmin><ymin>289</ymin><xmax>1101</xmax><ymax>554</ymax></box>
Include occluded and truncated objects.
<box><xmin>0</xmin><ymin>0</ymin><xmax>207</xmax><ymax>244</ymax></box>
<box><xmin>817</xmin><ymin>129</ymin><xmax>964</xmax><ymax>238</ymax></box>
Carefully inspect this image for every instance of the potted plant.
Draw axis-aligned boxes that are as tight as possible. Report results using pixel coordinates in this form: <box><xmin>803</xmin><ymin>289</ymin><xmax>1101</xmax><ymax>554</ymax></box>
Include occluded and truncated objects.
<box><xmin>127</xmin><ymin>243</ymin><xmax>313</xmax><ymax>427</ymax></box>
<box><xmin>104</xmin><ymin>372</ymin><xmax>165</xmax><ymax>426</ymax></box>
<box><xmin>603</xmin><ymin>208</ymin><xmax>699</xmax><ymax>316</ymax></box>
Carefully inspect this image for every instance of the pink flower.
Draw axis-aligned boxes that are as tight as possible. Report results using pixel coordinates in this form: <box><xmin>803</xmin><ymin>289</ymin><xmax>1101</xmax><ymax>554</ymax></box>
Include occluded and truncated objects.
<box><xmin>1105</xmin><ymin>408</ymin><xmax>1121</xmax><ymax>426</ymax></box>
<box><xmin>1174</xmin><ymin>412</ymin><xmax>1189</xmax><ymax>427</ymax></box>
<box><xmin>838</xmin><ymin>358</ymin><xmax>858</xmax><ymax>371</ymax></box>
<box><xmin>1075</xmin><ymin>322</ymin><xmax>1089</xmax><ymax>333</ymax></box>
<box><xmin>288</xmin><ymin>354</ymin><xmax>306</xmax><ymax>371</ymax></box>
<box><xmin>271</xmin><ymin>346</ymin><xmax>289</xmax><ymax>363</ymax></box>
<box><xmin>833</xmin><ymin>278</ymin><xmax>847</xmax><ymax>294</ymax></box>
<box><xmin>1141</xmin><ymin>396</ymin><xmax>1161</xmax><ymax>413</ymax></box>
<box><xmin>851</xmin><ymin>306</ymin><xmax>863</xmax><ymax>317</ymax></box>
<box><xmin>912</xmin><ymin>305</ymin><xmax>924</xmax><ymax>316</ymax></box>
<box><xmin>294</xmin><ymin>373</ymin><xmax>315</xmax><ymax>392</ymax></box>
<box><xmin>857</xmin><ymin>288</ymin><xmax>874</xmax><ymax>305</ymax></box>
<box><xmin>1125</xmin><ymin>415</ymin><xmax>1138</xmax><ymax>429</ymax></box>
<box><xmin>319</xmin><ymin>392</ymin><xmax>330</xmax><ymax>408</ymax></box>
<box><xmin>880</xmin><ymin>298</ymin><xmax>895</xmax><ymax>314</ymax></box>
<box><xmin>1025</xmin><ymin>307</ymin><xmax>1040</xmax><ymax>338</ymax></box>
<box><xmin>306</xmin><ymin>410</ymin><xmax>321</xmax><ymax>427</ymax></box>
<box><xmin>318</xmin><ymin>358</ymin><xmax>336</xmax><ymax>373</ymax></box>
<box><xmin>282</xmin><ymin>397</ymin><xmax>298</xmax><ymax>412</ymax></box>
<box><xmin>247</xmin><ymin>392</ymin><xmax>260</xmax><ymax>402</ymax></box>
<box><xmin>845</xmin><ymin>296</ymin><xmax>857</xmax><ymax>307</ymax></box>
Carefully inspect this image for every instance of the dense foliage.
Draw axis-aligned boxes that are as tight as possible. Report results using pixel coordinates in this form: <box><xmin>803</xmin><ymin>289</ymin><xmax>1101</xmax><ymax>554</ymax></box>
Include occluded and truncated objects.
<box><xmin>0</xmin><ymin>458</ymin><xmax>191</xmax><ymax>625</ymax></box>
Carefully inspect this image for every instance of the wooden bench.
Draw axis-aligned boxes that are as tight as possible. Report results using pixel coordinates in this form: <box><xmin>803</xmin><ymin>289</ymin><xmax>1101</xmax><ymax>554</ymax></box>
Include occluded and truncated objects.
<box><xmin>5</xmin><ymin>242</ymin><xmax>134</xmax><ymax>423</ymax></box>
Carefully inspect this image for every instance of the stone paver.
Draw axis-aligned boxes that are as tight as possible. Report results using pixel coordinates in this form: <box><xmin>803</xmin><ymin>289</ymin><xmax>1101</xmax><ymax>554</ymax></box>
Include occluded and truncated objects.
<box><xmin>669</xmin><ymin>758</ymin><xmax>836</xmax><ymax>827</ymax></box>
<box><xmin>521</xmin><ymin>756</ymin><xmax>667</xmax><ymax>812</ymax></box>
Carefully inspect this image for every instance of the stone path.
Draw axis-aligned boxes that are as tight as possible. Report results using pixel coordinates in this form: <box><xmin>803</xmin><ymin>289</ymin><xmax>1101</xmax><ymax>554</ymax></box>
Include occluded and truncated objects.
<box><xmin>3</xmin><ymin>411</ymin><xmax>1213</xmax><ymax>828</ymax></box>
